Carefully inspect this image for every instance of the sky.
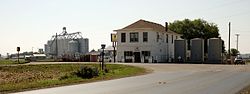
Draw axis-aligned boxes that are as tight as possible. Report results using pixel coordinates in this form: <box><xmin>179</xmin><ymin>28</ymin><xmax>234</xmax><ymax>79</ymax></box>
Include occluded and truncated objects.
<box><xmin>0</xmin><ymin>0</ymin><xmax>250</xmax><ymax>55</ymax></box>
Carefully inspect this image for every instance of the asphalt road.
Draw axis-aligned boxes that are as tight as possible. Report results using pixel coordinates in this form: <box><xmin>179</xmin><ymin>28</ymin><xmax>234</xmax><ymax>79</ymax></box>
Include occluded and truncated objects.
<box><xmin>15</xmin><ymin>63</ymin><xmax>250</xmax><ymax>94</ymax></box>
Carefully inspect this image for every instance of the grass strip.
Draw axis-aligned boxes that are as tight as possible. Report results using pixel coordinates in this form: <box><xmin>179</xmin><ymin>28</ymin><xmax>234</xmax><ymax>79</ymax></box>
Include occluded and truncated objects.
<box><xmin>0</xmin><ymin>63</ymin><xmax>148</xmax><ymax>93</ymax></box>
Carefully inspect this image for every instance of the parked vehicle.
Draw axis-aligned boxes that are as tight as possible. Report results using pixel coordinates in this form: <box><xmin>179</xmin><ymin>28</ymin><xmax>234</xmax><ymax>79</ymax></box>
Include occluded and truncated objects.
<box><xmin>234</xmin><ymin>56</ymin><xmax>245</xmax><ymax>64</ymax></box>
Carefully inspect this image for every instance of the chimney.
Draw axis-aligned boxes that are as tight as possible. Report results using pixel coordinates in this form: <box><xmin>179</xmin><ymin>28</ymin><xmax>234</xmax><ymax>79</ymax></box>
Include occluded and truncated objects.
<box><xmin>165</xmin><ymin>22</ymin><xmax>168</xmax><ymax>32</ymax></box>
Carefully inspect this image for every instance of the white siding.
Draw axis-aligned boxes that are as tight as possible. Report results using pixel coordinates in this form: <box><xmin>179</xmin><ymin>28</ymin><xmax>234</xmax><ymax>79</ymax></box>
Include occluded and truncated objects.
<box><xmin>116</xmin><ymin>30</ymin><xmax>181</xmax><ymax>63</ymax></box>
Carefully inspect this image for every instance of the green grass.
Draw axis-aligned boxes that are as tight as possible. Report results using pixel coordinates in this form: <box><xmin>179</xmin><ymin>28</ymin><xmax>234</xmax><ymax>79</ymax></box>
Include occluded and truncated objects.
<box><xmin>0</xmin><ymin>64</ymin><xmax>147</xmax><ymax>93</ymax></box>
<box><xmin>0</xmin><ymin>59</ymin><xmax>27</xmax><ymax>65</ymax></box>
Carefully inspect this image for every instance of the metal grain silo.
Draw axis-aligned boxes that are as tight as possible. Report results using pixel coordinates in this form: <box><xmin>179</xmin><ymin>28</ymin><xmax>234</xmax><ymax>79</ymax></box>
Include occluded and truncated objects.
<box><xmin>57</xmin><ymin>39</ymin><xmax>68</xmax><ymax>56</ymax></box>
<box><xmin>68</xmin><ymin>40</ymin><xmax>79</xmax><ymax>54</ymax></box>
<box><xmin>47</xmin><ymin>40</ymin><xmax>55</xmax><ymax>55</ymax></box>
<box><xmin>208</xmin><ymin>38</ymin><xmax>222</xmax><ymax>64</ymax></box>
<box><xmin>190</xmin><ymin>38</ymin><xmax>204</xmax><ymax>63</ymax></box>
<box><xmin>174</xmin><ymin>39</ymin><xmax>187</xmax><ymax>62</ymax></box>
<box><xmin>79</xmin><ymin>38</ymin><xmax>89</xmax><ymax>55</ymax></box>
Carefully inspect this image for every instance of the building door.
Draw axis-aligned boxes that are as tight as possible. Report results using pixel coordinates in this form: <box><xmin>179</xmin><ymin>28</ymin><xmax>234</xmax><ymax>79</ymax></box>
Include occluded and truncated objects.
<box><xmin>142</xmin><ymin>51</ymin><xmax>150</xmax><ymax>63</ymax></box>
<box><xmin>134</xmin><ymin>52</ymin><xmax>141</xmax><ymax>63</ymax></box>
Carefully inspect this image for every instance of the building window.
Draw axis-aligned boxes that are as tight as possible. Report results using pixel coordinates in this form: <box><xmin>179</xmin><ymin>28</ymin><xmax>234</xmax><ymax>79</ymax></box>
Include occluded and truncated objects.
<box><xmin>130</xmin><ymin>32</ymin><xmax>139</xmax><ymax>42</ymax></box>
<box><xmin>124</xmin><ymin>51</ymin><xmax>133</xmax><ymax>56</ymax></box>
<box><xmin>121</xmin><ymin>33</ymin><xmax>126</xmax><ymax>42</ymax></box>
<box><xmin>171</xmin><ymin>35</ymin><xmax>174</xmax><ymax>44</ymax></box>
<box><xmin>142</xmin><ymin>51</ymin><xmax>150</xmax><ymax>56</ymax></box>
<box><xmin>166</xmin><ymin>34</ymin><xmax>168</xmax><ymax>43</ymax></box>
<box><xmin>143</xmin><ymin>32</ymin><xmax>148</xmax><ymax>42</ymax></box>
<box><xmin>156</xmin><ymin>32</ymin><xmax>159</xmax><ymax>42</ymax></box>
<box><xmin>176</xmin><ymin>36</ymin><xmax>178</xmax><ymax>40</ymax></box>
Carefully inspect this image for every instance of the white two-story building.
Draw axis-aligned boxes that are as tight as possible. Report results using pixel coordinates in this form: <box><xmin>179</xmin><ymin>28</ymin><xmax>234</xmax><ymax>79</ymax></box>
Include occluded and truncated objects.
<box><xmin>114</xmin><ymin>19</ymin><xmax>182</xmax><ymax>63</ymax></box>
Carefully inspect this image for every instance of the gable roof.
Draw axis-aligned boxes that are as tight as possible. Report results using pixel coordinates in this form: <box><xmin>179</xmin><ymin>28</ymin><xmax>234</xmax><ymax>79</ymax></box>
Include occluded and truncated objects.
<box><xmin>114</xmin><ymin>19</ymin><xmax>165</xmax><ymax>32</ymax></box>
<box><xmin>114</xmin><ymin>19</ymin><xmax>181</xmax><ymax>36</ymax></box>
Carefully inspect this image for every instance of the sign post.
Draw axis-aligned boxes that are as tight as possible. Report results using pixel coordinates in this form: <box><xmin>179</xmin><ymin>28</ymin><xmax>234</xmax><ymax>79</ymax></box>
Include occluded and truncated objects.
<box><xmin>17</xmin><ymin>47</ymin><xmax>20</xmax><ymax>63</ymax></box>
<box><xmin>111</xmin><ymin>33</ymin><xmax>117</xmax><ymax>63</ymax></box>
<box><xmin>101</xmin><ymin>44</ymin><xmax>106</xmax><ymax>70</ymax></box>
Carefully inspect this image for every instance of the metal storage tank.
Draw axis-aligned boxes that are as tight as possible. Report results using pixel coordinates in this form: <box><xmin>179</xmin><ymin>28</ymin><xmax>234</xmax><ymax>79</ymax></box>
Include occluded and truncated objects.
<box><xmin>190</xmin><ymin>38</ymin><xmax>204</xmax><ymax>63</ymax></box>
<box><xmin>44</xmin><ymin>44</ymin><xmax>49</xmax><ymax>55</ymax></box>
<box><xmin>174</xmin><ymin>39</ymin><xmax>187</xmax><ymax>62</ymax></box>
<box><xmin>44</xmin><ymin>27</ymin><xmax>89</xmax><ymax>59</ymax></box>
<box><xmin>47</xmin><ymin>40</ymin><xmax>56</xmax><ymax>55</ymax></box>
<box><xmin>208</xmin><ymin>38</ymin><xmax>222</xmax><ymax>64</ymax></box>
<box><xmin>68</xmin><ymin>40</ymin><xmax>79</xmax><ymax>54</ymax></box>
<box><xmin>57</xmin><ymin>39</ymin><xmax>64</xmax><ymax>56</ymax></box>
<box><xmin>60</xmin><ymin>39</ymin><xmax>71</xmax><ymax>55</ymax></box>
<box><xmin>79</xmin><ymin>38</ymin><xmax>89</xmax><ymax>55</ymax></box>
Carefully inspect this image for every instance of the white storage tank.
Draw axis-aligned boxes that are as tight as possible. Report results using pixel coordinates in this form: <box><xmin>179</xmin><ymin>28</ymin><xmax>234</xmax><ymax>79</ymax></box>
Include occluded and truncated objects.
<box><xmin>208</xmin><ymin>38</ymin><xmax>222</xmax><ymax>64</ymax></box>
<box><xmin>79</xmin><ymin>38</ymin><xmax>89</xmax><ymax>55</ymax></box>
<box><xmin>190</xmin><ymin>38</ymin><xmax>204</xmax><ymax>63</ymax></box>
<box><xmin>68</xmin><ymin>40</ymin><xmax>79</xmax><ymax>54</ymax></box>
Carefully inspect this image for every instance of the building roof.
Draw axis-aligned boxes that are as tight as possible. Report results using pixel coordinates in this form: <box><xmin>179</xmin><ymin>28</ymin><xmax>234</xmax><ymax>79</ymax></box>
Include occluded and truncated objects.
<box><xmin>86</xmin><ymin>51</ymin><xmax>100</xmax><ymax>55</ymax></box>
<box><xmin>105</xmin><ymin>46</ymin><xmax>116</xmax><ymax>51</ymax></box>
<box><xmin>114</xmin><ymin>19</ymin><xmax>181</xmax><ymax>35</ymax></box>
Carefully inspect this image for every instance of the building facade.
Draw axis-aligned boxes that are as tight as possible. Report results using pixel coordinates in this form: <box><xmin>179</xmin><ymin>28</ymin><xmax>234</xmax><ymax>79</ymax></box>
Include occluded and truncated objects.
<box><xmin>114</xmin><ymin>19</ymin><xmax>181</xmax><ymax>63</ymax></box>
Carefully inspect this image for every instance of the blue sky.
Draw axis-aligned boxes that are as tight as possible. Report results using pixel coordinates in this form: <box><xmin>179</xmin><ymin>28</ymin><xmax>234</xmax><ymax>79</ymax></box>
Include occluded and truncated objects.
<box><xmin>0</xmin><ymin>0</ymin><xmax>250</xmax><ymax>55</ymax></box>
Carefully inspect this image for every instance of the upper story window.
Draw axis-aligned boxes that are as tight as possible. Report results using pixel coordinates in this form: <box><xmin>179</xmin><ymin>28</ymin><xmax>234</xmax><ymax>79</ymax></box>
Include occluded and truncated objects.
<box><xmin>130</xmin><ymin>32</ymin><xmax>139</xmax><ymax>42</ymax></box>
<box><xmin>166</xmin><ymin>34</ymin><xmax>168</xmax><ymax>43</ymax></box>
<box><xmin>171</xmin><ymin>35</ymin><xmax>174</xmax><ymax>44</ymax></box>
<box><xmin>143</xmin><ymin>32</ymin><xmax>148</xmax><ymax>42</ymax></box>
<box><xmin>121</xmin><ymin>33</ymin><xmax>126</xmax><ymax>43</ymax></box>
<box><xmin>156</xmin><ymin>32</ymin><xmax>159</xmax><ymax>42</ymax></box>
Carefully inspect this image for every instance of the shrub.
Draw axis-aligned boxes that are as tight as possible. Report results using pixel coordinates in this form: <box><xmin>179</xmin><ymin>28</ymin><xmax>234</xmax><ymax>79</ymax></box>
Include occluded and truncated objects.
<box><xmin>104</xmin><ymin>68</ymin><xmax>109</xmax><ymax>73</ymax></box>
<box><xmin>59</xmin><ymin>73</ymin><xmax>73</xmax><ymax>80</ymax></box>
<box><xmin>74</xmin><ymin>66</ymin><xmax>99</xmax><ymax>79</ymax></box>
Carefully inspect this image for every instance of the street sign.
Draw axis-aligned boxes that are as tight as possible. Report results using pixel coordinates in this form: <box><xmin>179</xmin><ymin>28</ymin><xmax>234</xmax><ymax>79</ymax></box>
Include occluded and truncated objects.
<box><xmin>111</xmin><ymin>33</ymin><xmax>117</xmax><ymax>42</ymax></box>
<box><xmin>17</xmin><ymin>47</ymin><xmax>20</xmax><ymax>51</ymax></box>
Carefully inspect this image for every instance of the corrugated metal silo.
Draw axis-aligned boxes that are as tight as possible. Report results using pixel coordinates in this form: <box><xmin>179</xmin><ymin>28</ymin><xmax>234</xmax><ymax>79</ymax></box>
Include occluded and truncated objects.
<box><xmin>174</xmin><ymin>39</ymin><xmax>187</xmax><ymax>62</ymax></box>
<box><xmin>208</xmin><ymin>38</ymin><xmax>222</xmax><ymax>64</ymax></box>
<box><xmin>190</xmin><ymin>38</ymin><xmax>204</xmax><ymax>63</ymax></box>
<box><xmin>79</xmin><ymin>38</ymin><xmax>89</xmax><ymax>55</ymax></box>
<box><xmin>68</xmin><ymin>40</ymin><xmax>79</xmax><ymax>54</ymax></box>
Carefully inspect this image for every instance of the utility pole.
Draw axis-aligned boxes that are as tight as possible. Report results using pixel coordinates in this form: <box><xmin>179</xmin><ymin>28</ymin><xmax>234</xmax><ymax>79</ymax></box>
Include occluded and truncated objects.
<box><xmin>228</xmin><ymin>22</ymin><xmax>231</xmax><ymax>63</ymax></box>
<box><xmin>235</xmin><ymin>34</ymin><xmax>240</xmax><ymax>51</ymax></box>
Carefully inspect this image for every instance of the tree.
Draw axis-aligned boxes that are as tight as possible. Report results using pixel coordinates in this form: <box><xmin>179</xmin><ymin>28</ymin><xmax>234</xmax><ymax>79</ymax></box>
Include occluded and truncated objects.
<box><xmin>230</xmin><ymin>48</ymin><xmax>239</xmax><ymax>56</ymax></box>
<box><xmin>169</xmin><ymin>19</ymin><xmax>220</xmax><ymax>52</ymax></box>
